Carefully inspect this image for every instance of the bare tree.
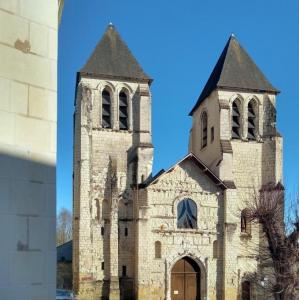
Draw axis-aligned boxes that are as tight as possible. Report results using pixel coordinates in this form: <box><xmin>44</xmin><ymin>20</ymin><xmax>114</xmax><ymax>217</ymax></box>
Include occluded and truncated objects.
<box><xmin>246</xmin><ymin>183</ymin><xmax>299</xmax><ymax>300</ymax></box>
<box><xmin>56</xmin><ymin>207</ymin><xmax>72</xmax><ymax>246</ymax></box>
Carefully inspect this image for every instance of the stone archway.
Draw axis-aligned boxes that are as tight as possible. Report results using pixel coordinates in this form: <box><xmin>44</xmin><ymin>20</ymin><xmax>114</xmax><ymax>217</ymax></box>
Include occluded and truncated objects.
<box><xmin>170</xmin><ymin>257</ymin><xmax>201</xmax><ymax>300</ymax></box>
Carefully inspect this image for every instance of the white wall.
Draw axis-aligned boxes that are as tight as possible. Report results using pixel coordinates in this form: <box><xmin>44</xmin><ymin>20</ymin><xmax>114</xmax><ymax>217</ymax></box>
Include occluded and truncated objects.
<box><xmin>0</xmin><ymin>1</ymin><xmax>58</xmax><ymax>299</ymax></box>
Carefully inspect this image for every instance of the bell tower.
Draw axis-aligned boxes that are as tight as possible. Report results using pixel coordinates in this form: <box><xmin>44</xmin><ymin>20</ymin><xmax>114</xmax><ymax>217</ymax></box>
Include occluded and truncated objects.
<box><xmin>73</xmin><ymin>24</ymin><xmax>153</xmax><ymax>299</ymax></box>
<box><xmin>188</xmin><ymin>35</ymin><xmax>282</xmax><ymax>299</ymax></box>
<box><xmin>189</xmin><ymin>34</ymin><xmax>282</xmax><ymax>185</ymax></box>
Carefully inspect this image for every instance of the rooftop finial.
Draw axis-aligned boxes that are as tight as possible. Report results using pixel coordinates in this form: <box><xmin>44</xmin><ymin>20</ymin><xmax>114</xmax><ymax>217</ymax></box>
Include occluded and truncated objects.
<box><xmin>109</xmin><ymin>22</ymin><xmax>114</xmax><ymax>28</ymax></box>
<box><xmin>231</xmin><ymin>33</ymin><xmax>235</xmax><ymax>38</ymax></box>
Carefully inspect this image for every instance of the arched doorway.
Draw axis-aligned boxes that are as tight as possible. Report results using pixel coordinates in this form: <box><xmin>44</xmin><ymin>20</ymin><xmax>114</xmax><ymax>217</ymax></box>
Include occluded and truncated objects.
<box><xmin>171</xmin><ymin>257</ymin><xmax>200</xmax><ymax>300</ymax></box>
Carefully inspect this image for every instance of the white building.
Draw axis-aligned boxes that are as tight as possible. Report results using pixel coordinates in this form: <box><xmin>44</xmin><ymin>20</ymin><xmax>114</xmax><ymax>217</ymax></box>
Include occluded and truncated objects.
<box><xmin>0</xmin><ymin>1</ymin><xmax>62</xmax><ymax>299</ymax></box>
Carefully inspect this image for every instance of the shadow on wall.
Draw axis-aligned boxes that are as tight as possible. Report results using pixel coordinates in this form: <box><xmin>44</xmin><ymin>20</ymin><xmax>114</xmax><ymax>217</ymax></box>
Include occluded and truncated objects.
<box><xmin>0</xmin><ymin>150</ymin><xmax>56</xmax><ymax>299</ymax></box>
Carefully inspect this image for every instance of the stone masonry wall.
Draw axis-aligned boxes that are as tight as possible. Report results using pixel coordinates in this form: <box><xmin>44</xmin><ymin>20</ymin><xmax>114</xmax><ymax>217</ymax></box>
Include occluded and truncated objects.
<box><xmin>190</xmin><ymin>89</ymin><xmax>282</xmax><ymax>299</ymax></box>
<box><xmin>73</xmin><ymin>76</ymin><xmax>152</xmax><ymax>299</ymax></box>
<box><xmin>136</xmin><ymin>159</ymin><xmax>224</xmax><ymax>300</ymax></box>
<box><xmin>0</xmin><ymin>1</ymin><xmax>58</xmax><ymax>299</ymax></box>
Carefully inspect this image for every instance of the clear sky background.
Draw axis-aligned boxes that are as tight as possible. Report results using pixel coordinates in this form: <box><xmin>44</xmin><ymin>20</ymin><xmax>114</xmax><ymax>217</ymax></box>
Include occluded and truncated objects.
<box><xmin>58</xmin><ymin>0</ymin><xmax>299</xmax><ymax>213</ymax></box>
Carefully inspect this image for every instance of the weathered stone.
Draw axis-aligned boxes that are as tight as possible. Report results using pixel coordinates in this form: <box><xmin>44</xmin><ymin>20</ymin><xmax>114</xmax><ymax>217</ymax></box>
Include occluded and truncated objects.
<box><xmin>73</xmin><ymin>29</ymin><xmax>282</xmax><ymax>300</ymax></box>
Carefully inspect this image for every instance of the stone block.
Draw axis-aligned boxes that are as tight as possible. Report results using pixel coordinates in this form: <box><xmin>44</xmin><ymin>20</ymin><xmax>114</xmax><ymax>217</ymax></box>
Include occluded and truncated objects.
<box><xmin>29</xmin><ymin>217</ymin><xmax>46</xmax><ymax>250</ymax></box>
<box><xmin>19</xmin><ymin>0</ymin><xmax>57</xmax><ymax>29</ymax></box>
<box><xmin>0</xmin><ymin>77</ymin><xmax>10</xmax><ymax>112</ymax></box>
<box><xmin>48</xmin><ymin>28</ymin><xmax>57</xmax><ymax>60</ymax></box>
<box><xmin>44</xmin><ymin>251</ymin><xmax>56</xmax><ymax>284</ymax></box>
<box><xmin>10</xmin><ymin>251</ymin><xmax>44</xmax><ymax>285</ymax></box>
<box><xmin>0</xmin><ymin>286</ymin><xmax>29</xmax><ymax>300</ymax></box>
<box><xmin>0</xmin><ymin>214</ymin><xmax>15</xmax><ymax>252</ymax></box>
<box><xmin>29</xmin><ymin>284</ymin><xmax>49</xmax><ymax>300</ymax></box>
<box><xmin>15</xmin><ymin>215</ymin><xmax>28</xmax><ymax>250</ymax></box>
<box><xmin>0</xmin><ymin>177</ymin><xmax>11</xmax><ymax>213</ymax></box>
<box><xmin>30</xmin><ymin>22</ymin><xmax>49</xmax><ymax>57</ymax></box>
<box><xmin>0</xmin><ymin>111</ymin><xmax>15</xmax><ymax>145</ymax></box>
<box><xmin>0</xmin><ymin>44</ymin><xmax>56</xmax><ymax>90</ymax></box>
<box><xmin>0</xmin><ymin>0</ymin><xmax>20</xmax><ymax>14</ymax></box>
<box><xmin>11</xmin><ymin>81</ymin><xmax>28</xmax><ymax>115</ymax></box>
<box><xmin>45</xmin><ymin>184</ymin><xmax>56</xmax><ymax>217</ymax></box>
<box><xmin>0</xmin><ymin>10</ymin><xmax>28</xmax><ymax>47</ymax></box>
<box><xmin>12</xmin><ymin>181</ymin><xmax>44</xmax><ymax>215</ymax></box>
<box><xmin>28</xmin><ymin>86</ymin><xmax>57</xmax><ymax>121</ymax></box>
<box><xmin>15</xmin><ymin>115</ymin><xmax>52</xmax><ymax>153</ymax></box>
<box><xmin>0</xmin><ymin>250</ymin><xmax>10</xmax><ymax>285</ymax></box>
<box><xmin>50</xmin><ymin>122</ymin><xmax>57</xmax><ymax>153</ymax></box>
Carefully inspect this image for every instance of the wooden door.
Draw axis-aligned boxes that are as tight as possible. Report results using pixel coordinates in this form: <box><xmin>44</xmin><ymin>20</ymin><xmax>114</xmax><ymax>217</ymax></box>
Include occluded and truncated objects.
<box><xmin>171</xmin><ymin>257</ymin><xmax>200</xmax><ymax>300</ymax></box>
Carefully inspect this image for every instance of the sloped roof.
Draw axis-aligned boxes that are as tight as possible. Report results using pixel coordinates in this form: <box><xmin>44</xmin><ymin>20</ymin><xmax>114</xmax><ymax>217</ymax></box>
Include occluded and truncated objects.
<box><xmin>189</xmin><ymin>35</ymin><xmax>279</xmax><ymax>115</ymax></box>
<box><xmin>57</xmin><ymin>240</ymin><xmax>72</xmax><ymax>262</ymax></box>
<box><xmin>80</xmin><ymin>24</ymin><xmax>151</xmax><ymax>83</ymax></box>
<box><xmin>140</xmin><ymin>153</ymin><xmax>228</xmax><ymax>190</ymax></box>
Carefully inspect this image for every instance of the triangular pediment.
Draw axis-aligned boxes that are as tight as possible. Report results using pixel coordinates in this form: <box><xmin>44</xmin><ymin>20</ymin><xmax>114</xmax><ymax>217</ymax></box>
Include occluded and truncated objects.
<box><xmin>141</xmin><ymin>153</ymin><xmax>227</xmax><ymax>190</ymax></box>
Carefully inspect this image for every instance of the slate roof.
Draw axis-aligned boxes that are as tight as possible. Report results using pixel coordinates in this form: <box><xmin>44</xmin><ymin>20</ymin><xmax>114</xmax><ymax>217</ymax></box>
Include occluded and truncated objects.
<box><xmin>80</xmin><ymin>24</ymin><xmax>151</xmax><ymax>83</ymax></box>
<box><xmin>139</xmin><ymin>152</ymin><xmax>228</xmax><ymax>190</ymax></box>
<box><xmin>57</xmin><ymin>240</ymin><xmax>72</xmax><ymax>263</ymax></box>
<box><xmin>189</xmin><ymin>35</ymin><xmax>279</xmax><ymax>115</ymax></box>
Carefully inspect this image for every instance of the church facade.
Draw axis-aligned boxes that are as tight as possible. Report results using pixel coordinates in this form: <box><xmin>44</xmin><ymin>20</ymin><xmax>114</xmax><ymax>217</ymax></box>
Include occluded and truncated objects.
<box><xmin>73</xmin><ymin>25</ymin><xmax>282</xmax><ymax>300</ymax></box>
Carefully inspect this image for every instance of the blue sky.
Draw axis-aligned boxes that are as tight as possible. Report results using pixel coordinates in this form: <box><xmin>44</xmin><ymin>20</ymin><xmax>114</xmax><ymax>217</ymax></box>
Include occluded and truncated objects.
<box><xmin>58</xmin><ymin>0</ymin><xmax>299</xmax><ymax>212</ymax></box>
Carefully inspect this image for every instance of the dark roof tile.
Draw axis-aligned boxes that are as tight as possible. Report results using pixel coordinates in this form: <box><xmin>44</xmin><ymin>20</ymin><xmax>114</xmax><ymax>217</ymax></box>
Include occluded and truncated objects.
<box><xmin>80</xmin><ymin>25</ymin><xmax>151</xmax><ymax>83</ymax></box>
<box><xmin>190</xmin><ymin>35</ymin><xmax>279</xmax><ymax>115</ymax></box>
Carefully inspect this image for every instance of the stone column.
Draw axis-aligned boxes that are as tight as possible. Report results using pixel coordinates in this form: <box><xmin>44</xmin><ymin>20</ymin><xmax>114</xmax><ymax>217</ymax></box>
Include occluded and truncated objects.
<box><xmin>109</xmin><ymin>158</ymin><xmax>120</xmax><ymax>300</ymax></box>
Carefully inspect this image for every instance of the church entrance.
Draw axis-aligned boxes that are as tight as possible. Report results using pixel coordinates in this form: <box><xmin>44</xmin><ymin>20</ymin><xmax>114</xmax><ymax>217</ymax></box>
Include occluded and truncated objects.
<box><xmin>171</xmin><ymin>257</ymin><xmax>200</xmax><ymax>300</ymax></box>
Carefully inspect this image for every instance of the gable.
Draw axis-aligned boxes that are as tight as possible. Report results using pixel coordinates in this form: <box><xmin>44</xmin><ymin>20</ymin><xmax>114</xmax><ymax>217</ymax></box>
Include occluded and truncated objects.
<box><xmin>144</xmin><ymin>153</ymin><xmax>226</xmax><ymax>193</ymax></box>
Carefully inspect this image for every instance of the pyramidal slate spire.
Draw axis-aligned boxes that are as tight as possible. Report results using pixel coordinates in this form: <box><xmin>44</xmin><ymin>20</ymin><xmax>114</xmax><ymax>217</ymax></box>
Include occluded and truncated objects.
<box><xmin>80</xmin><ymin>24</ymin><xmax>151</xmax><ymax>83</ymax></box>
<box><xmin>189</xmin><ymin>35</ymin><xmax>279</xmax><ymax>115</ymax></box>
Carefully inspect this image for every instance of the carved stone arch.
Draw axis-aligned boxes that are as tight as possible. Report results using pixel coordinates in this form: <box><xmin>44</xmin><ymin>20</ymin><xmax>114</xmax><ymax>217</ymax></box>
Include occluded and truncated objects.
<box><xmin>229</xmin><ymin>93</ymin><xmax>244</xmax><ymax>105</ymax></box>
<box><xmin>115</xmin><ymin>82</ymin><xmax>133</xmax><ymax>95</ymax></box>
<box><xmin>165</xmin><ymin>252</ymin><xmax>208</xmax><ymax>300</ymax></box>
<box><xmin>96</xmin><ymin>80</ymin><xmax>115</xmax><ymax>93</ymax></box>
<box><xmin>245</xmin><ymin>94</ymin><xmax>261</xmax><ymax>106</ymax></box>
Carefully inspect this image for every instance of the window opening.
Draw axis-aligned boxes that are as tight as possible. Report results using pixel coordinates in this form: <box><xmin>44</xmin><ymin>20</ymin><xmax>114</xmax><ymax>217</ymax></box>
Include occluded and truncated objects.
<box><xmin>177</xmin><ymin>199</ymin><xmax>197</xmax><ymax>229</ymax></box>
<box><xmin>102</xmin><ymin>90</ymin><xmax>111</xmax><ymax>128</ymax></box>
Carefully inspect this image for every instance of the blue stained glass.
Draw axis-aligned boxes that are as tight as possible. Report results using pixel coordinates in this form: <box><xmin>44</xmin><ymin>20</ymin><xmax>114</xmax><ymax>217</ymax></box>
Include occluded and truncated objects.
<box><xmin>177</xmin><ymin>199</ymin><xmax>197</xmax><ymax>229</ymax></box>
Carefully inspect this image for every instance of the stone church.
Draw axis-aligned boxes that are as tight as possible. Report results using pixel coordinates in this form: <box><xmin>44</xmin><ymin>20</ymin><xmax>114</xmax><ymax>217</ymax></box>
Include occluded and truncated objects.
<box><xmin>73</xmin><ymin>25</ymin><xmax>282</xmax><ymax>300</ymax></box>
